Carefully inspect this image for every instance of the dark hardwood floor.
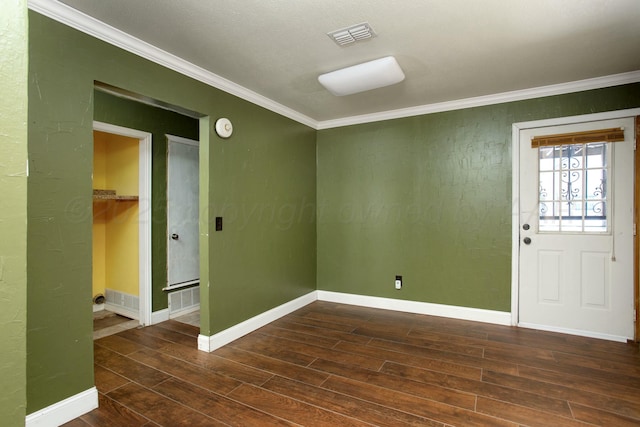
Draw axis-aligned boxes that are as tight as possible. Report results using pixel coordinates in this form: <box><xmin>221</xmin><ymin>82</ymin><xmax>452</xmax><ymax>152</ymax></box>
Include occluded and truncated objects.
<box><xmin>65</xmin><ymin>301</ymin><xmax>640</xmax><ymax>426</ymax></box>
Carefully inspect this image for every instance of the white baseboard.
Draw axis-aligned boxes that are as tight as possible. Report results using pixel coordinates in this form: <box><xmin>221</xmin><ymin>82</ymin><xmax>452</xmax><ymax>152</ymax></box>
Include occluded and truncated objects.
<box><xmin>198</xmin><ymin>291</ymin><xmax>317</xmax><ymax>352</ymax></box>
<box><xmin>25</xmin><ymin>387</ymin><xmax>98</xmax><ymax>427</ymax></box>
<box><xmin>104</xmin><ymin>303</ymin><xmax>139</xmax><ymax>321</ymax></box>
<box><xmin>92</xmin><ymin>303</ymin><xmax>104</xmax><ymax>313</ymax></box>
<box><xmin>170</xmin><ymin>304</ymin><xmax>200</xmax><ymax>319</ymax></box>
<box><xmin>518</xmin><ymin>322</ymin><xmax>629</xmax><ymax>343</ymax></box>
<box><xmin>197</xmin><ymin>290</ymin><xmax>512</xmax><ymax>352</ymax></box>
<box><xmin>151</xmin><ymin>308</ymin><xmax>170</xmax><ymax>325</ymax></box>
<box><xmin>317</xmin><ymin>290</ymin><xmax>512</xmax><ymax>326</ymax></box>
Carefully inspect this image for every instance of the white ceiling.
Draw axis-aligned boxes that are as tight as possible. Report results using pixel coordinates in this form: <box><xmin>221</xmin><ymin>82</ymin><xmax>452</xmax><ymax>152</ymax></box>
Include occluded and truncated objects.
<box><xmin>41</xmin><ymin>0</ymin><xmax>640</xmax><ymax>126</ymax></box>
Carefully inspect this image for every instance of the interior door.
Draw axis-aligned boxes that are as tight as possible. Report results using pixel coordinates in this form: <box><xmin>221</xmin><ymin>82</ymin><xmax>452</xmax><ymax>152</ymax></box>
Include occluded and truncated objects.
<box><xmin>167</xmin><ymin>135</ymin><xmax>199</xmax><ymax>287</ymax></box>
<box><xmin>519</xmin><ymin>118</ymin><xmax>634</xmax><ymax>341</ymax></box>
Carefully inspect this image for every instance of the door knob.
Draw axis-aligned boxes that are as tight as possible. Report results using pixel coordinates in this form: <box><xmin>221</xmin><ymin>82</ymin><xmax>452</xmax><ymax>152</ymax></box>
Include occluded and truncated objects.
<box><xmin>523</xmin><ymin>237</ymin><xmax>531</xmax><ymax>245</ymax></box>
<box><xmin>171</xmin><ymin>233</ymin><xmax>179</xmax><ymax>240</ymax></box>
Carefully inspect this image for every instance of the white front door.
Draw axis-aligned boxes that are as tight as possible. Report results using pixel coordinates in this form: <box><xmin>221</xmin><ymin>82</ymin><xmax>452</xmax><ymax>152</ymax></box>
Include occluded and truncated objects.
<box><xmin>518</xmin><ymin>118</ymin><xmax>634</xmax><ymax>342</ymax></box>
<box><xmin>167</xmin><ymin>135</ymin><xmax>199</xmax><ymax>287</ymax></box>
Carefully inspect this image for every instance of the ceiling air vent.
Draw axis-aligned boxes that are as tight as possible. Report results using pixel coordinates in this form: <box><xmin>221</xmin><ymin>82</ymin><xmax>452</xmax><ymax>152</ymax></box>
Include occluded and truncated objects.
<box><xmin>328</xmin><ymin>22</ymin><xmax>376</xmax><ymax>47</ymax></box>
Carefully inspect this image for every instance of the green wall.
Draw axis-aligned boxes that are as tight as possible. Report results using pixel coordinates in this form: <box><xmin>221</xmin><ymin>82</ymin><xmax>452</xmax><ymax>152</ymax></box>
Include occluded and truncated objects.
<box><xmin>0</xmin><ymin>1</ymin><xmax>28</xmax><ymax>424</ymax></box>
<box><xmin>93</xmin><ymin>90</ymin><xmax>199</xmax><ymax>311</ymax></box>
<box><xmin>27</xmin><ymin>11</ymin><xmax>316</xmax><ymax>414</ymax></box>
<box><xmin>317</xmin><ymin>84</ymin><xmax>640</xmax><ymax>312</ymax></box>
<box><xmin>21</xmin><ymin>4</ymin><xmax>640</xmax><ymax>421</ymax></box>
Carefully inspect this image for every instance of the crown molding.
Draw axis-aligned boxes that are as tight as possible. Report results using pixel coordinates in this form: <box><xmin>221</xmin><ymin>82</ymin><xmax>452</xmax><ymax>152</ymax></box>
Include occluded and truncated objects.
<box><xmin>28</xmin><ymin>0</ymin><xmax>640</xmax><ymax>132</ymax></box>
<box><xmin>27</xmin><ymin>0</ymin><xmax>318</xmax><ymax>129</ymax></box>
<box><xmin>316</xmin><ymin>70</ymin><xmax>640</xmax><ymax>129</ymax></box>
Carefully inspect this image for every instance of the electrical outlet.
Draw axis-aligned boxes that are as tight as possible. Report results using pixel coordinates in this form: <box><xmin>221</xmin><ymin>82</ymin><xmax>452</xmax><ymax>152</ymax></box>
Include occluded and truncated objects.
<box><xmin>395</xmin><ymin>275</ymin><xmax>402</xmax><ymax>290</ymax></box>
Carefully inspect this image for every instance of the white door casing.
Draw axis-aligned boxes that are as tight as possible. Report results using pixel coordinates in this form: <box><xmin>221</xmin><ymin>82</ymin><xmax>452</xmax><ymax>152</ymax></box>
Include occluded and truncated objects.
<box><xmin>167</xmin><ymin>135</ymin><xmax>200</xmax><ymax>288</ymax></box>
<box><xmin>514</xmin><ymin>116</ymin><xmax>635</xmax><ymax>342</ymax></box>
<box><xmin>93</xmin><ymin>121</ymin><xmax>152</xmax><ymax>326</ymax></box>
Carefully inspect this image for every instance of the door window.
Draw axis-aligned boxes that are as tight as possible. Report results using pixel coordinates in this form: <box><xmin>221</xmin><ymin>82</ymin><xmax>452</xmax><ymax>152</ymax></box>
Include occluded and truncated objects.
<box><xmin>538</xmin><ymin>142</ymin><xmax>609</xmax><ymax>233</ymax></box>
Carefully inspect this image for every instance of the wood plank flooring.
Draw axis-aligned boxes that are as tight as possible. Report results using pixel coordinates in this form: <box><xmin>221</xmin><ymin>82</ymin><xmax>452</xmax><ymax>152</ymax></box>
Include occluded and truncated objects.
<box><xmin>65</xmin><ymin>301</ymin><xmax>640</xmax><ymax>426</ymax></box>
<box><xmin>93</xmin><ymin>310</ymin><xmax>139</xmax><ymax>340</ymax></box>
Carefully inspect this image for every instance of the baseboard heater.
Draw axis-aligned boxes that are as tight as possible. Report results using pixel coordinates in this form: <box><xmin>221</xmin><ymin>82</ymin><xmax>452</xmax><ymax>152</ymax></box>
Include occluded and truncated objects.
<box><xmin>104</xmin><ymin>289</ymin><xmax>139</xmax><ymax>320</ymax></box>
<box><xmin>168</xmin><ymin>285</ymin><xmax>200</xmax><ymax>317</ymax></box>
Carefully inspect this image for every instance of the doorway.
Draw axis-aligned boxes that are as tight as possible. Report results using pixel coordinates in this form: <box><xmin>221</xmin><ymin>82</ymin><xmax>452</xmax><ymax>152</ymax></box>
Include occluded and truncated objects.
<box><xmin>92</xmin><ymin>121</ymin><xmax>152</xmax><ymax>335</ymax></box>
<box><xmin>512</xmin><ymin>111</ymin><xmax>640</xmax><ymax>342</ymax></box>
<box><xmin>165</xmin><ymin>135</ymin><xmax>200</xmax><ymax>324</ymax></box>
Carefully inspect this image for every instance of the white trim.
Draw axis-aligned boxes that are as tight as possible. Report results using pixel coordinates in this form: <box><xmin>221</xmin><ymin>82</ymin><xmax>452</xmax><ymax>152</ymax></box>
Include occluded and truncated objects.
<box><xmin>28</xmin><ymin>0</ymin><xmax>640</xmax><ymax>131</ymax></box>
<box><xmin>138</xmin><ymin>130</ymin><xmax>152</xmax><ymax>326</ymax></box>
<box><xmin>28</xmin><ymin>0</ymin><xmax>317</xmax><ymax>129</ymax></box>
<box><xmin>512</xmin><ymin>108</ymin><xmax>640</xmax><ymax>131</ymax></box>
<box><xmin>92</xmin><ymin>303</ymin><xmax>104</xmax><ymax>313</ymax></box>
<box><xmin>93</xmin><ymin>121</ymin><xmax>152</xmax><ymax>327</ymax></box>
<box><xmin>518</xmin><ymin>322</ymin><xmax>628</xmax><ymax>343</ymax></box>
<box><xmin>197</xmin><ymin>292</ymin><xmax>317</xmax><ymax>352</ymax></box>
<box><xmin>197</xmin><ymin>290</ymin><xmax>511</xmax><ymax>353</ymax></box>
<box><xmin>169</xmin><ymin>304</ymin><xmax>200</xmax><ymax>319</ymax></box>
<box><xmin>317</xmin><ymin>291</ymin><xmax>511</xmax><ymax>326</ymax></box>
<box><xmin>151</xmin><ymin>308</ymin><xmax>170</xmax><ymax>325</ymax></box>
<box><xmin>93</xmin><ymin>121</ymin><xmax>152</xmax><ymax>140</ymax></box>
<box><xmin>510</xmin><ymin>108</ymin><xmax>640</xmax><ymax>332</ymax></box>
<box><xmin>25</xmin><ymin>387</ymin><xmax>98</xmax><ymax>427</ymax></box>
<box><xmin>104</xmin><ymin>303</ymin><xmax>139</xmax><ymax>321</ymax></box>
<box><xmin>511</xmin><ymin>123</ymin><xmax>521</xmax><ymax>327</ymax></box>
<box><xmin>317</xmin><ymin>71</ymin><xmax>640</xmax><ymax>129</ymax></box>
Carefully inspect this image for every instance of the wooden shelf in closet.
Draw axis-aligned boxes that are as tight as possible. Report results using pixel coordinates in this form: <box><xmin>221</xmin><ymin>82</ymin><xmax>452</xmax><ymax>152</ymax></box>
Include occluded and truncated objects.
<box><xmin>92</xmin><ymin>189</ymin><xmax>138</xmax><ymax>201</ymax></box>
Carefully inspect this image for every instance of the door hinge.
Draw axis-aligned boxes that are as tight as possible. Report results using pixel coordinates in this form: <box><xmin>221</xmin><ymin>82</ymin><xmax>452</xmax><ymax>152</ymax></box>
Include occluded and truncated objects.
<box><xmin>634</xmin><ymin>223</ymin><xmax>637</xmax><ymax>236</ymax></box>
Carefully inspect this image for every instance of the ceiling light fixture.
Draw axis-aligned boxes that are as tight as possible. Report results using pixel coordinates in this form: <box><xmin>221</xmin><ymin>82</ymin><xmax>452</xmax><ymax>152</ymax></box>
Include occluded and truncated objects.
<box><xmin>318</xmin><ymin>56</ymin><xmax>405</xmax><ymax>96</ymax></box>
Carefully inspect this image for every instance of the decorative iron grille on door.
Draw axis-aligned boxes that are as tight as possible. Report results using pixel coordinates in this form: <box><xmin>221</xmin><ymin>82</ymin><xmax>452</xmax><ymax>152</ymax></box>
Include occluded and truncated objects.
<box><xmin>532</xmin><ymin>127</ymin><xmax>624</xmax><ymax>233</ymax></box>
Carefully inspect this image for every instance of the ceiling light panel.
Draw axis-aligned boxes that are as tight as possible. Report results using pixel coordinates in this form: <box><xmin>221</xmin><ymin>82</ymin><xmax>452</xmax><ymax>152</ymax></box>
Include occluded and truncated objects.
<box><xmin>328</xmin><ymin>22</ymin><xmax>376</xmax><ymax>46</ymax></box>
<box><xmin>318</xmin><ymin>56</ymin><xmax>405</xmax><ymax>96</ymax></box>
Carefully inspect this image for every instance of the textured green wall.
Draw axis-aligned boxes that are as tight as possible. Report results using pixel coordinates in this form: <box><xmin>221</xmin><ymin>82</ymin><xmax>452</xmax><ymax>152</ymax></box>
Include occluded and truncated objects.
<box><xmin>93</xmin><ymin>90</ymin><xmax>199</xmax><ymax>311</ymax></box>
<box><xmin>208</xmin><ymin>110</ymin><xmax>317</xmax><ymax>333</ymax></box>
<box><xmin>27</xmin><ymin>11</ymin><xmax>316</xmax><ymax>413</ymax></box>
<box><xmin>0</xmin><ymin>1</ymin><xmax>28</xmax><ymax>424</ymax></box>
<box><xmin>25</xmin><ymin>4</ymin><xmax>640</xmax><ymax>419</ymax></box>
<box><xmin>317</xmin><ymin>84</ymin><xmax>640</xmax><ymax>312</ymax></box>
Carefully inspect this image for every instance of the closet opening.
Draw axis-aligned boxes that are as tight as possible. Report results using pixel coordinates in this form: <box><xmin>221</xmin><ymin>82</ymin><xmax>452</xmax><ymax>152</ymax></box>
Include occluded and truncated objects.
<box><xmin>92</xmin><ymin>124</ymin><xmax>151</xmax><ymax>339</ymax></box>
